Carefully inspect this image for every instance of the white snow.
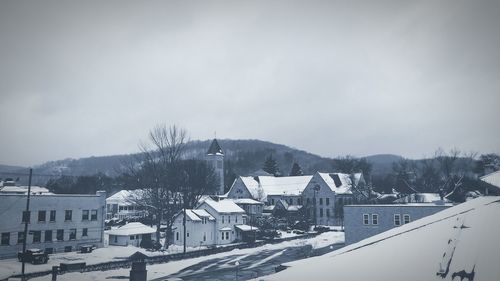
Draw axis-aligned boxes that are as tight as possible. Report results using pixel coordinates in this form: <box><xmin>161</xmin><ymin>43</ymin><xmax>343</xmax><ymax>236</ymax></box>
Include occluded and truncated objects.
<box><xmin>317</xmin><ymin>172</ymin><xmax>362</xmax><ymax>194</ymax></box>
<box><xmin>107</xmin><ymin>222</ymin><xmax>155</xmax><ymax>236</ymax></box>
<box><xmin>202</xmin><ymin>198</ymin><xmax>245</xmax><ymax>213</ymax></box>
<box><xmin>27</xmin><ymin>231</ymin><xmax>344</xmax><ymax>281</ymax></box>
<box><xmin>263</xmin><ymin>196</ymin><xmax>500</xmax><ymax>281</ymax></box>
<box><xmin>480</xmin><ymin>170</ymin><xmax>500</xmax><ymax>188</ymax></box>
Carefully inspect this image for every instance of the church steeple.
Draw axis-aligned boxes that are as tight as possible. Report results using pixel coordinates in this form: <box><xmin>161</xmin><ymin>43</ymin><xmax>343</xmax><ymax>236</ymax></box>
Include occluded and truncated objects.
<box><xmin>206</xmin><ymin>138</ymin><xmax>224</xmax><ymax>195</ymax></box>
<box><xmin>207</xmin><ymin>138</ymin><xmax>224</xmax><ymax>155</ymax></box>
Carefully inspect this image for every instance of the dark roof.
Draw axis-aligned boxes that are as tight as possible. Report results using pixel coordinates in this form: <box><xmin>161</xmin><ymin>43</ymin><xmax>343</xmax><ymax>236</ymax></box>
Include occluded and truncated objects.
<box><xmin>207</xmin><ymin>139</ymin><xmax>223</xmax><ymax>155</ymax></box>
<box><xmin>129</xmin><ymin>251</ymin><xmax>149</xmax><ymax>261</ymax></box>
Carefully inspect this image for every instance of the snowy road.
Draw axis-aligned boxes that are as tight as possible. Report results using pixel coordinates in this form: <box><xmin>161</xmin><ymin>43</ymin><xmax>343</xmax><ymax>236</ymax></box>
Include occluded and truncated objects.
<box><xmin>151</xmin><ymin>242</ymin><xmax>345</xmax><ymax>281</ymax></box>
<box><xmin>28</xmin><ymin>231</ymin><xmax>344</xmax><ymax>281</ymax></box>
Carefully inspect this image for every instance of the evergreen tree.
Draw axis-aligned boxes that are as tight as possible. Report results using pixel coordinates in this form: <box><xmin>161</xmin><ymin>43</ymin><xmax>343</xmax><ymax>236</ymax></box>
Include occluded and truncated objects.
<box><xmin>289</xmin><ymin>162</ymin><xmax>303</xmax><ymax>176</ymax></box>
<box><xmin>263</xmin><ymin>154</ymin><xmax>280</xmax><ymax>176</ymax></box>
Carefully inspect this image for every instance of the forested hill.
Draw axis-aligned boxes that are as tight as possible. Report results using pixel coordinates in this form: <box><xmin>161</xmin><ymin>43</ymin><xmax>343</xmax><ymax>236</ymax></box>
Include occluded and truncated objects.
<box><xmin>1</xmin><ymin>139</ymin><xmax>403</xmax><ymax>186</ymax></box>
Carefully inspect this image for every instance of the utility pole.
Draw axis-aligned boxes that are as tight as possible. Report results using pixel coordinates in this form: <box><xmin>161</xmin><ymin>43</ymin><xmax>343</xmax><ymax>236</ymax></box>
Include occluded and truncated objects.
<box><xmin>21</xmin><ymin>168</ymin><xmax>33</xmax><ymax>281</ymax></box>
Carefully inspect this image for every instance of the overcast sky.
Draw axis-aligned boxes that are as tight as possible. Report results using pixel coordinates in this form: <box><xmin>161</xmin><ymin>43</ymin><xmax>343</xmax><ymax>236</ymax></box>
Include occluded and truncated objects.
<box><xmin>1</xmin><ymin>0</ymin><xmax>499</xmax><ymax>167</ymax></box>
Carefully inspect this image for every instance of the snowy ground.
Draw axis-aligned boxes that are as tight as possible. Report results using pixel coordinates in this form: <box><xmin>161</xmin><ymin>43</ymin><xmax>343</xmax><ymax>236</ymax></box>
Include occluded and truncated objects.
<box><xmin>26</xmin><ymin>231</ymin><xmax>344</xmax><ymax>281</ymax></box>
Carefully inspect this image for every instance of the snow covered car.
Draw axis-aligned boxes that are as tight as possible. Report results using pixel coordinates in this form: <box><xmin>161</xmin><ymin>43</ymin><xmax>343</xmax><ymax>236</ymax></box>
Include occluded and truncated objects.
<box><xmin>17</xmin><ymin>249</ymin><xmax>49</xmax><ymax>264</ymax></box>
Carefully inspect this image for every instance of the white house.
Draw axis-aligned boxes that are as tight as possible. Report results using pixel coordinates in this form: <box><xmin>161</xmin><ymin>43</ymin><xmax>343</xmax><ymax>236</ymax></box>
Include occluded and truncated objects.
<box><xmin>0</xmin><ymin>190</ymin><xmax>106</xmax><ymax>259</ymax></box>
<box><xmin>197</xmin><ymin>199</ymin><xmax>246</xmax><ymax>244</ymax></box>
<box><xmin>107</xmin><ymin>222</ymin><xmax>155</xmax><ymax>246</ymax></box>
<box><xmin>106</xmin><ymin>190</ymin><xmax>146</xmax><ymax>220</ymax></box>
<box><xmin>172</xmin><ymin>209</ymin><xmax>216</xmax><ymax>248</ymax></box>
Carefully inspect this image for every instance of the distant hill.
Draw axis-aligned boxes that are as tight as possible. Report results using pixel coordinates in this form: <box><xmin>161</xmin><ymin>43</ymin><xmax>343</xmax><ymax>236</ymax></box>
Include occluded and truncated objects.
<box><xmin>0</xmin><ymin>139</ymin><xmax>405</xmax><ymax>186</ymax></box>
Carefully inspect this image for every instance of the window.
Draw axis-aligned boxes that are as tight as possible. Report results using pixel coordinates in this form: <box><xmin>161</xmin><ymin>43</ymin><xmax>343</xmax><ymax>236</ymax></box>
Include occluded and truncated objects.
<box><xmin>114</xmin><ymin>235</ymin><xmax>117</xmax><ymax>243</ymax></box>
<box><xmin>319</xmin><ymin>198</ymin><xmax>323</xmax><ymax>205</ymax></box>
<box><xmin>82</xmin><ymin>210</ymin><xmax>89</xmax><ymax>221</ymax></box>
<box><xmin>82</xmin><ymin>228</ymin><xmax>88</xmax><ymax>237</ymax></box>
<box><xmin>403</xmin><ymin>214</ymin><xmax>410</xmax><ymax>224</ymax></box>
<box><xmin>45</xmin><ymin>230</ymin><xmax>52</xmax><ymax>242</ymax></box>
<box><xmin>228</xmin><ymin>216</ymin><xmax>231</xmax><ymax>223</ymax></box>
<box><xmin>69</xmin><ymin>229</ymin><xmax>76</xmax><ymax>240</ymax></box>
<box><xmin>326</xmin><ymin>209</ymin><xmax>330</xmax><ymax>217</ymax></box>
<box><xmin>130</xmin><ymin>235</ymin><xmax>135</xmax><ymax>240</ymax></box>
<box><xmin>235</xmin><ymin>216</ymin><xmax>238</xmax><ymax>223</ymax></box>
<box><xmin>363</xmin><ymin>214</ymin><xmax>369</xmax><ymax>225</ymax></box>
<box><xmin>222</xmin><ymin>216</ymin><xmax>225</xmax><ymax>224</ymax></box>
<box><xmin>22</xmin><ymin>211</ymin><xmax>30</xmax><ymax>223</ymax></box>
<box><xmin>394</xmin><ymin>214</ymin><xmax>401</xmax><ymax>226</ymax></box>
<box><xmin>32</xmin><ymin>231</ymin><xmax>41</xmax><ymax>243</ymax></box>
<box><xmin>319</xmin><ymin>208</ymin><xmax>324</xmax><ymax>217</ymax></box>
<box><xmin>271</xmin><ymin>199</ymin><xmax>275</xmax><ymax>205</ymax></box>
<box><xmin>187</xmin><ymin>232</ymin><xmax>190</xmax><ymax>237</ymax></box>
<box><xmin>176</xmin><ymin>232</ymin><xmax>179</xmax><ymax>241</ymax></box>
<box><xmin>50</xmin><ymin>210</ymin><xmax>56</xmax><ymax>222</ymax></box>
<box><xmin>225</xmin><ymin>232</ymin><xmax>229</xmax><ymax>240</ymax></box>
<box><xmin>17</xmin><ymin>232</ymin><xmax>25</xmax><ymax>244</ymax></box>
<box><xmin>372</xmin><ymin>214</ymin><xmax>379</xmax><ymax>225</ymax></box>
<box><xmin>57</xmin><ymin>229</ymin><xmax>64</xmax><ymax>241</ymax></box>
<box><xmin>326</xmin><ymin>198</ymin><xmax>330</xmax><ymax>205</ymax></box>
<box><xmin>38</xmin><ymin>211</ymin><xmax>46</xmax><ymax>222</ymax></box>
<box><xmin>91</xmin><ymin>210</ymin><xmax>98</xmax><ymax>221</ymax></box>
<box><xmin>1</xmin><ymin>233</ymin><xmax>10</xmax><ymax>246</ymax></box>
<box><xmin>203</xmin><ymin>232</ymin><xmax>206</xmax><ymax>241</ymax></box>
<box><xmin>65</xmin><ymin>210</ymin><xmax>72</xmax><ymax>221</ymax></box>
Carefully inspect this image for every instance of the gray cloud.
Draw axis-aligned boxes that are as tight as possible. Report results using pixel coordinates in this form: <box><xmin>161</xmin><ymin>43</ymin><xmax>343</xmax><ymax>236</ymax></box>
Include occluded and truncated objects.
<box><xmin>1</xmin><ymin>0</ymin><xmax>499</xmax><ymax>166</ymax></box>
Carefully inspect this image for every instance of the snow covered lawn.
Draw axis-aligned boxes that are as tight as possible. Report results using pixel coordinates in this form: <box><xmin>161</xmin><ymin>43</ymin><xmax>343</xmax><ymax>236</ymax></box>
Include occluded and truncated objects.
<box><xmin>27</xmin><ymin>231</ymin><xmax>344</xmax><ymax>281</ymax></box>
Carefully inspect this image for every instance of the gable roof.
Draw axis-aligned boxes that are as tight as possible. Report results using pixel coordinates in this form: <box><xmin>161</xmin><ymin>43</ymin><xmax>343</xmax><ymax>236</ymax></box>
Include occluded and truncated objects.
<box><xmin>236</xmin><ymin>175</ymin><xmax>312</xmax><ymax>201</ymax></box>
<box><xmin>480</xmin><ymin>170</ymin><xmax>500</xmax><ymax>188</ymax></box>
<box><xmin>264</xmin><ymin>196</ymin><xmax>500</xmax><ymax>281</ymax></box>
<box><xmin>207</xmin><ymin>138</ymin><xmax>223</xmax><ymax>155</ymax></box>
<box><xmin>202</xmin><ymin>198</ymin><xmax>245</xmax><ymax>213</ymax></box>
<box><xmin>317</xmin><ymin>172</ymin><xmax>363</xmax><ymax>194</ymax></box>
<box><xmin>107</xmin><ymin>222</ymin><xmax>155</xmax><ymax>236</ymax></box>
<box><xmin>106</xmin><ymin>189</ymin><xmax>143</xmax><ymax>205</ymax></box>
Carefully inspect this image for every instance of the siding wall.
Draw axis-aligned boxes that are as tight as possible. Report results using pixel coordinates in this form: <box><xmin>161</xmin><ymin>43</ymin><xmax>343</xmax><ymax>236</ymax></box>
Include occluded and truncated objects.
<box><xmin>344</xmin><ymin>204</ymin><xmax>451</xmax><ymax>245</ymax></box>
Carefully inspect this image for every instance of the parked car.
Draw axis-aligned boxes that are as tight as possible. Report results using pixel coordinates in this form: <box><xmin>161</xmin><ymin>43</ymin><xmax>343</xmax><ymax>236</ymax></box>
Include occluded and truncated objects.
<box><xmin>18</xmin><ymin>249</ymin><xmax>49</xmax><ymax>264</ymax></box>
<box><xmin>313</xmin><ymin>226</ymin><xmax>330</xmax><ymax>233</ymax></box>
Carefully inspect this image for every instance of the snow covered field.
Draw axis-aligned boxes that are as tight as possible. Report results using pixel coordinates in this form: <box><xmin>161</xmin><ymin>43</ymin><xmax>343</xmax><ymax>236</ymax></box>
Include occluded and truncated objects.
<box><xmin>24</xmin><ymin>231</ymin><xmax>344</xmax><ymax>281</ymax></box>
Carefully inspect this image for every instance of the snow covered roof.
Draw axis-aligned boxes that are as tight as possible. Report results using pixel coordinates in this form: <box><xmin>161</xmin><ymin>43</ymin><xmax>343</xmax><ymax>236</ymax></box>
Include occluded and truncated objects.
<box><xmin>106</xmin><ymin>189</ymin><xmax>143</xmax><ymax>205</ymax></box>
<box><xmin>480</xmin><ymin>170</ymin><xmax>500</xmax><ymax>188</ymax></box>
<box><xmin>317</xmin><ymin>172</ymin><xmax>363</xmax><ymax>194</ymax></box>
<box><xmin>0</xmin><ymin>185</ymin><xmax>52</xmax><ymax>195</ymax></box>
<box><xmin>219</xmin><ymin>227</ymin><xmax>232</xmax><ymax>231</ymax></box>
<box><xmin>207</xmin><ymin>138</ymin><xmax>223</xmax><ymax>155</ymax></box>
<box><xmin>202</xmin><ymin>199</ymin><xmax>245</xmax><ymax>213</ymax></box>
<box><xmin>191</xmin><ymin>209</ymin><xmax>215</xmax><ymax>220</ymax></box>
<box><xmin>393</xmin><ymin>193</ymin><xmax>451</xmax><ymax>204</ymax></box>
<box><xmin>235</xmin><ymin>224</ymin><xmax>259</xmax><ymax>231</ymax></box>
<box><xmin>264</xmin><ymin>196</ymin><xmax>500</xmax><ymax>281</ymax></box>
<box><xmin>238</xmin><ymin>175</ymin><xmax>312</xmax><ymax>201</ymax></box>
<box><xmin>107</xmin><ymin>222</ymin><xmax>156</xmax><ymax>236</ymax></box>
<box><xmin>229</xmin><ymin>198</ymin><xmax>264</xmax><ymax>205</ymax></box>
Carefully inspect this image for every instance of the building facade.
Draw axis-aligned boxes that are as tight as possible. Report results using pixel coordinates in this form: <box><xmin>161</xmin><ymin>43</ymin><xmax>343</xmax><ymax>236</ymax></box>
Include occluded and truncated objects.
<box><xmin>0</xmin><ymin>191</ymin><xmax>106</xmax><ymax>259</ymax></box>
<box><xmin>172</xmin><ymin>209</ymin><xmax>216</xmax><ymax>248</ymax></box>
<box><xmin>302</xmin><ymin>172</ymin><xmax>364</xmax><ymax>226</ymax></box>
<box><xmin>343</xmin><ymin>203</ymin><xmax>451</xmax><ymax>245</ymax></box>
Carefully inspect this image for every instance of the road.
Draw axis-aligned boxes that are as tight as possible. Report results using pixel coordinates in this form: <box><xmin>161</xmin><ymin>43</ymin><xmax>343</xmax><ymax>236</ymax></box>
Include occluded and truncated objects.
<box><xmin>152</xmin><ymin>242</ymin><xmax>344</xmax><ymax>281</ymax></box>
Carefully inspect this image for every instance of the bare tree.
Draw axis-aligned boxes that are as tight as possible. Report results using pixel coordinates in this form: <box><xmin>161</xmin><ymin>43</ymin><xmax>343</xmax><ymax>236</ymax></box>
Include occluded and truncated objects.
<box><xmin>124</xmin><ymin>124</ymin><xmax>188</xmax><ymax>249</ymax></box>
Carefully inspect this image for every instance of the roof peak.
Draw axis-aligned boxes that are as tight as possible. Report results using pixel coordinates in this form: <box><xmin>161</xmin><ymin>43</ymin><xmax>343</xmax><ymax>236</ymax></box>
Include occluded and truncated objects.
<box><xmin>207</xmin><ymin>138</ymin><xmax>224</xmax><ymax>155</ymax></box>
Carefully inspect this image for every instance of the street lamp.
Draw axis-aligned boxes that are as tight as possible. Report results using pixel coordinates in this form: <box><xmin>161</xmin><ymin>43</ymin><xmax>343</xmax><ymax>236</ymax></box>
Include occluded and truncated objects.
<box><xmin>235</xmin><ymin>261</ymin><xmax>240</xmax><ymax>281</ymax></box>
<box><xmin>313</xmin><ymin>184</ymin><xmax>320</xmax><ymax>229</ymax></box>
